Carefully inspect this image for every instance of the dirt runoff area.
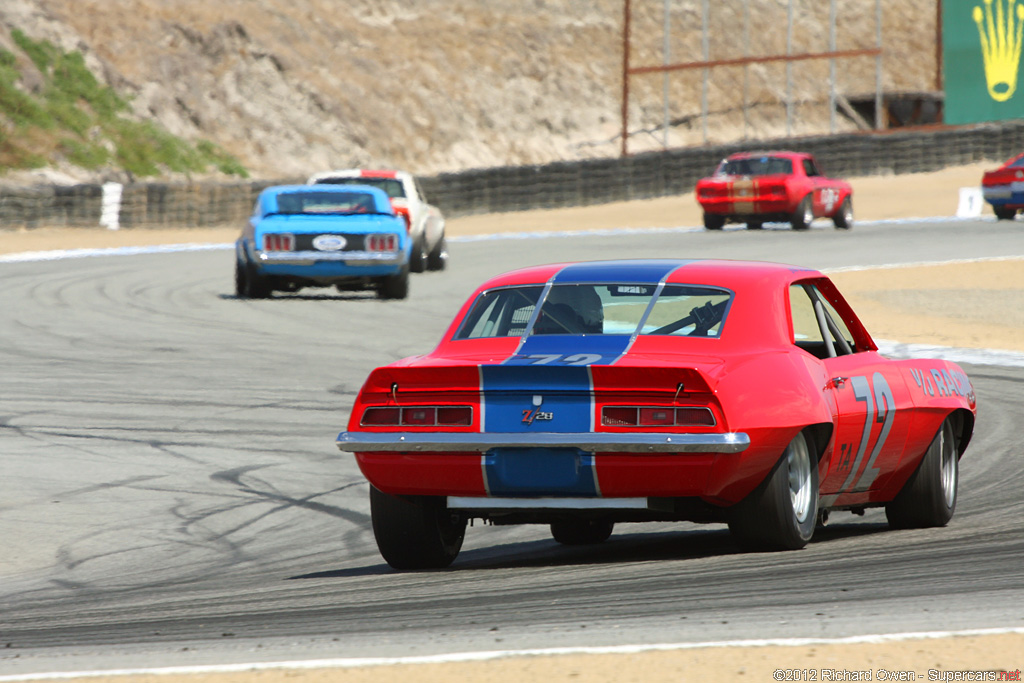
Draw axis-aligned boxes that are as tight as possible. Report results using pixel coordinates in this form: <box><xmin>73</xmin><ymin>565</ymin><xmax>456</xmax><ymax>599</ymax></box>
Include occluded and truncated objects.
<box><xmin>1</xmin><ymin>162</ymin><xmax>1022</xmax><ymax>681</ymax></box>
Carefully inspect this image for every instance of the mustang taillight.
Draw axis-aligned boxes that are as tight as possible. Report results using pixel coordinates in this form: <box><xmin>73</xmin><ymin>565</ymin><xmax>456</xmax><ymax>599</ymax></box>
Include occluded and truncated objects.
<box><xmin>264</xmin><ymin>234</ymin><xmax>294</xmax><ymax>251</ymax></box>
<box><xmin>763</xmin><ymin>183</ymin><xmax>787</xmax><ymax>197</ymax></box>
<box><xmin>602</xmin><ymin>406</ymin><xmax>716</xmax><ymax>427</ymax></box>
<box><xmin>361</xmin><ymin>405</ymin><xmax>473</xmax><ymax>427</ymax></box>
<box><xmin>367</xmin><ymin>234</ymin><xmax>398</xmax><ymax>252</ymax></box>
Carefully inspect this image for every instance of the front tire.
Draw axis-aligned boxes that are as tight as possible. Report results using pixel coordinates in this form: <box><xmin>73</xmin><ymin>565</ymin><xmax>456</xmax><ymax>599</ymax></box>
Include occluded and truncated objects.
<box><xmin>885</xmin><ymin>418</ymin><xmax>958</xmax><ymax>529</ymax></box>
<box><xmin>370</xmin><ymin>486</ymin><xmax>466</xmax><ymax>569</ymax></box>
<box><xmin>551</xmin><ymin>519</ymin><xmax>614</xmax><ymax>545</ymax></box>
<box><xmin>791</xmin><ymin>196</ymin><xmax>813</xmax><ymax>231</ymax></box>
<box><xmin>727</xmin><ymin>431</ymin><xmax>818</xmax><ymax>551</ymax></box>
<box><xmin>833</xmin><ymin>197</ymin><xmax>853</xmax><ymax>229</ymax></box>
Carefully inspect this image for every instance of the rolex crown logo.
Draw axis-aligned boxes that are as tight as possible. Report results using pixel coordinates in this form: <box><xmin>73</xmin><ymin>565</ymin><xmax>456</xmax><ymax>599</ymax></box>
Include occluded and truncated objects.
<box><xmin>973</xmin><ymin>0</ymin><xmax>1024</xmax><ymax>102</ymax></box>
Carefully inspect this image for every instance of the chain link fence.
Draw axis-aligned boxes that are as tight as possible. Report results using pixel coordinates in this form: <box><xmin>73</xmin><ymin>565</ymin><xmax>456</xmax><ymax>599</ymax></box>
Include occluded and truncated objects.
<box><xmin>2</xmin><ymin>121</ymin><xmax>1022</xmax><ymax>231</ymax></box>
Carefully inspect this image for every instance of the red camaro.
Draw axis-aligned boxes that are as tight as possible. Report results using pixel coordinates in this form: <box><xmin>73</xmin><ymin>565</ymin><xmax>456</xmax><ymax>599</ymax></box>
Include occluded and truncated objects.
<box><xmin>980</xmin><ymin>152</ymin><xmax>1024</xmax><ymax>220</ymax></box>
<box><xmin>696</xmin><ymin>151</ymin><xmax>854</xmax><ymax>231</ymax></box>
<box><xmin>337</xmin><ymin>259</ymin><xmax>975</xmax><ymax>569</ymax></box>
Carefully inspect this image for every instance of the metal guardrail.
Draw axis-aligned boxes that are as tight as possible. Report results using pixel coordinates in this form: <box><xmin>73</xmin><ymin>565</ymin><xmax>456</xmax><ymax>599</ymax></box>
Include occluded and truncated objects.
<box><xmin>2</xmin><ymin>121</ymin><xmax>1023</xmax><ymax>231</ymax></box>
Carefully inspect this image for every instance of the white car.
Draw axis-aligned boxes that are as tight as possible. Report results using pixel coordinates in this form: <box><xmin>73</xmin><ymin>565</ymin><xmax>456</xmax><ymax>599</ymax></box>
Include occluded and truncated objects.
<box><xmin>307</xmin><ymin>169</ymin><xmax>447</xmax><ymax>273</ymax></box>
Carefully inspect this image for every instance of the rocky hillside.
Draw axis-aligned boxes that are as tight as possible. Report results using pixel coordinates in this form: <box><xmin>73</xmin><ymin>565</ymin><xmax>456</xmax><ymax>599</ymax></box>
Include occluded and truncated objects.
<box><xmin>0</xmin><ymin>0</ymin><xmax>939</xmax><ymax>184</ymax></box>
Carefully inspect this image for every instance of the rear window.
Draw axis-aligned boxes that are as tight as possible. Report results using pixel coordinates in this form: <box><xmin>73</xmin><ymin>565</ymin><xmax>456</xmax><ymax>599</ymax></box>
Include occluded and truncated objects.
<box><xmin>313</xmin><ymin>176</ymin><xmax>406</xmax><ymax>199</ymax></box>
<box><xmin>274</xmin><ymin>191</ymin><xmax>378</xmax><ymax>215</ymax></box>
<box><xmin>716</xmin><ymin>156</ymin><xmax>792</xmax><ymax>176</ymax></box>
<box><xmin>455</xmin><ymin>283</ymin><xmax>732</xmax><ymax>339</ymax></box>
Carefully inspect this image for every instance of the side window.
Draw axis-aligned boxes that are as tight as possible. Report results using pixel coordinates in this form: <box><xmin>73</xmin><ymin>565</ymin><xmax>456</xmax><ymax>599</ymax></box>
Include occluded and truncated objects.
<box><xmin>789</xmin><ymin>284</ymin><xmax>856</xmax><ymax>359</ymax></box>
<box><xmin>802</xmin><ymin>159</ymin><xmax>820</xmax><ymax>177</ymax></box>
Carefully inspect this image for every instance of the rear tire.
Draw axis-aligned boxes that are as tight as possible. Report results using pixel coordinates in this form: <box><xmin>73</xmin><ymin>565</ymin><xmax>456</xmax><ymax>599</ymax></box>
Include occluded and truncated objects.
<box><xmin>377</xmin><ymin>265</ymin><xmax>409</xmax><ymax>300</ymax></box>
<box><xmin>994</xmin><ymin>206</ymin><xmax>1017</xmax><ymax>220</ymax></box>
<box><xmin>409</xmin><ymin>236</ymin><xmax>427</xmax><ymax>273</ymax></box>
<box><xmin>833</xmin><ymin>197</ymin><xmax>853</xmax><ymax>229</ymax></box>
<box><xmin>550</xmin><ymin>519</ymin><xmax>614</xmax><ymax>545</ymax></box>
<box><xmin>426</xmin><ymin>235</ymin><xmax>448</xmax><ymax>271</ymax></box>
<box><xmin>727</xmin><ymin>431</ymin><xmax>818</xmax><ymax>551</ymax></box>
<box><xmin>885</xmin><ymin>418</ymin><xmax>958</xmax><ymax>529</ymax></box>
<box><xmin>236</xmin><ymin>254</ymin><xmax>272</xmax><ymax>299</ymax></box>
<box><xmin>370</xmin><ymin>486</ymin><xmax>466</xmax><ymax>569</ymax></box>
<box><xmin>703</xmin><ymin>213</ymin><xmax>725</xmax><ymax>230</ymax></box>
<box><xmin>791</xmin><ymin>196</ymin><xmax>813</xmax><ymax>231</ymax></box>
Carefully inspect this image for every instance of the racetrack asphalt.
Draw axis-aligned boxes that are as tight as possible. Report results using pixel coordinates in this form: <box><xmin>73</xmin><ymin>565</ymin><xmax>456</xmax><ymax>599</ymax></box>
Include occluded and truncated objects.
<box><xmin>1</xmin><ymin>179</ymin><xmax>1023</xmax><ymax>680</ymax></box>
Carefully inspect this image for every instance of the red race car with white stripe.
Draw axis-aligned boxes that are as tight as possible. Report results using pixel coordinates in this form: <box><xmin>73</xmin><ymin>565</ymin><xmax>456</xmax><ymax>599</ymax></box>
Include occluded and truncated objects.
<box><xmin>338</xmin><ymin>259</ymin><xmax>975</xmax><ymax>569</ymax></box>
<box><xmin>696</xmin><ymin>151</ymin><xmax>853</xmax><ymax>231</ymax></box>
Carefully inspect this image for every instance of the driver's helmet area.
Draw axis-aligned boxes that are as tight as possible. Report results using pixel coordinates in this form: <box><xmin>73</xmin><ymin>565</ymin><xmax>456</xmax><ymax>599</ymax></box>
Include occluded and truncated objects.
<box><xmin>533</xmin><ymin>285</ymin><xmax>604</xmax><ymax>335</ymax></box>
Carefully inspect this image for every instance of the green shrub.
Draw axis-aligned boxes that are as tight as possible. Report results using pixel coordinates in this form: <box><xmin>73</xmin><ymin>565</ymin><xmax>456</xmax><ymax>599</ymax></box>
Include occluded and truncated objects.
<box><xmin>11</xmin><ymin>29</ymin><xmax>58</xmax><ymax>73</ymax></box>
<box><xmin>1</xmin><ymin>30</ymin><xmax>248</xmax><ymax>179</ymax></box>
<box><xmin>61</xmin><ymin>137</ymin><xmax>109</xmax><ymax>169</ymax></box>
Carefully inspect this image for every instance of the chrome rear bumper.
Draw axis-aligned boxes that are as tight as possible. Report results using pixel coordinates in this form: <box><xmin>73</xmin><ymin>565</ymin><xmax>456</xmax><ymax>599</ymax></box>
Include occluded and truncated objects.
<box><xmin>257</xmin><ymin>250</ymin><xmax>404</xmax><ymax>266</ymax></box>
<box><xmin>336</xmin><ymin>431</ymin><xmax>750</xmax><ymax>453</ymax></box>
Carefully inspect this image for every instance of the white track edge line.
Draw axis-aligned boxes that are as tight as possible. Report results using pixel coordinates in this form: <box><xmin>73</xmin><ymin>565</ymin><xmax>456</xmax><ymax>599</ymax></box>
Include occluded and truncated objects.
<box><xmin>0</xmin><ymin>214</ymin><xmax>994</xmax><ymax>263</ymax></box>
<box><xmin>1</xmin><ymin>626</ymin><xmax>1022</xmax><ymax>680</ymax></box>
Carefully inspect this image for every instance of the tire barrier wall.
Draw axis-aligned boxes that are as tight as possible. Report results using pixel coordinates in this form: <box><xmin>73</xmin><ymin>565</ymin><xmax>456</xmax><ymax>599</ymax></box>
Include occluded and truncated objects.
<box><xmin>2</xmin><ymin>121</ymin><xmax>1023</xmax><ymax>231</ymax></box>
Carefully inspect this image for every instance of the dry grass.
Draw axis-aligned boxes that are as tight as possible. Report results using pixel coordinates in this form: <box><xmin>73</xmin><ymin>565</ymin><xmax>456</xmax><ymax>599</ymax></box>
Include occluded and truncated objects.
<box><xmin>8</xmin><ymin>0</ymin><xmax>940</xmax><ymax>180</ymax></box>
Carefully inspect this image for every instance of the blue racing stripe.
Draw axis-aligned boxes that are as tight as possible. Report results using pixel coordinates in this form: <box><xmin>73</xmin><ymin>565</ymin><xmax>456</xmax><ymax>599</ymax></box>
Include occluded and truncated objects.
<box><xmin>483</xmin><ymin>449</ymin><xmax>599</xmax><ymax>497</ymax></box>
<box><xmin>479</xmin><ymin>364</ymin><xmax>600</xmax><ymax>496</ymax></box>
<box><xmin>480</xmin><ymin>364</ymin><xmax>592</xmax><ymax>433</ymax></box>
<box><xmin>506</xmin><ymin>334</ymin><xmax>631</xmax><ymax>367</ymax></box>
<box><xmin>551</xmin><ymin>259</ymin><xmax>695</xmax><ymax>284</ymax></box>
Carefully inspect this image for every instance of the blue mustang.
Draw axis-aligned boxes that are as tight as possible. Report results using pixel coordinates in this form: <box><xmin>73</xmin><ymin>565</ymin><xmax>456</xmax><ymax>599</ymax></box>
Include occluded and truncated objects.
<box><xmin>235</xmin><ymin>184</ymin><xmax>412</xmax><ymax>299</ymax></box>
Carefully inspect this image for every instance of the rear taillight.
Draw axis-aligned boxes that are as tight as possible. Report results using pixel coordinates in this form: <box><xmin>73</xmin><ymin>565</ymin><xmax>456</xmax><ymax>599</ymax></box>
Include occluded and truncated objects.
<box><xmin>602</xmin><ymin>406</ymin><xmax>716</xmax><ymax>427</ymax></box>
<box><xmin>361</xmin><ymin>405</ymin><xmax>473</xmax><ymax>427</ymax></box>
<box><xmin>264</xmin><ymin>234</ymin><xmax>294</xmax><ymax>251</ymax></box>
<box><xmin>367</xmin><ymin>234</ymin><xmax>398</xmax><ymax>252</ymax></box>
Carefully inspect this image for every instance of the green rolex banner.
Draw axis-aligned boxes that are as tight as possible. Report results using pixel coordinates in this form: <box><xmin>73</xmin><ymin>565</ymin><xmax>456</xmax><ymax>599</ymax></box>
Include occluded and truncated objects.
<box><xmin>944</xmin><ymin>0</ymin><xmax>1024</xmax><ymax>123</ymax></box>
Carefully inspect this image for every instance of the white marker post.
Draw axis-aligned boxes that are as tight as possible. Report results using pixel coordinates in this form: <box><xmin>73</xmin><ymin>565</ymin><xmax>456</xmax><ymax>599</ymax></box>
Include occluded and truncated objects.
<box><xmin>956</xmin><ymin>187</ymin><xmax>983</xmax><ymax>218</ymax></box>
<box><xmin>100</xmin><ymin>182</ymin><xmax>123</xmax><ymax>230</ymax></box>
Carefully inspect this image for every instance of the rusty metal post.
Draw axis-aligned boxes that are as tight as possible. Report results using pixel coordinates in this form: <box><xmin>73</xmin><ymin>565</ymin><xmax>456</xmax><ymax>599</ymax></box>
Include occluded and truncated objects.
<box><xmin>936</xmin><ymin>0</ymin><xmax>943</xmax><ymax>92</ymax></box>
<box><xmin>876</xmin><ymin>0</ymin><xmax>883</xmax><ymax>129</ymax></box>
<box><xmin>621</xmin><ymin>0</ymin><xmax>631</xmax><ymax>157</ymax></box>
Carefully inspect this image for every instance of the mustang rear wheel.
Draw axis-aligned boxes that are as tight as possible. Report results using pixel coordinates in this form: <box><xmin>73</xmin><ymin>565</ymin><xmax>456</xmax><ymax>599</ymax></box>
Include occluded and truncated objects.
<box><xmin>370</xmin><ymin>486</ymin><xmax>466</xmax><ymax>569</ymax></box>
<box><xmin>833</xmin><ymin>197</ymin><xmax>853</xmax><ymax>229</ymax></box>
<box><xmin>791</xmin><ymin>196</ymin><xmax>813</xmax><ymax>231</ymax></box>
<box><xmin>235</xmin><ymin>255</ymin><xmax>272</xmax><ymax>299</ymax></box>
<box><xmin>550</xmin><ymin>519</ymin><xmax>614</xmax><ymax>545</ymax></box>
<box><xmin>377</xmin><ymin>265</ymin><xmax>409</xmax><ymax>300</ymax></box>
<box><xmin>885</xmin><ymin>418</ymin><xmax>958</xmax><ymax>529</ymax></box>
<box><xmin>727</xmin><ymin>431</ymin><xmax>818</xmax><ymax>551</ymax></box>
